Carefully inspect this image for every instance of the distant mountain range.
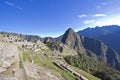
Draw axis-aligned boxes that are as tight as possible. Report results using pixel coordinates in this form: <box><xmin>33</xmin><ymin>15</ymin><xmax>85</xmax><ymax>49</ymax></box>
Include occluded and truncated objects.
<box><xmin>78</xmin><ymin>25</ymin><xmax>120</xmax><ymax>54</ymax></box>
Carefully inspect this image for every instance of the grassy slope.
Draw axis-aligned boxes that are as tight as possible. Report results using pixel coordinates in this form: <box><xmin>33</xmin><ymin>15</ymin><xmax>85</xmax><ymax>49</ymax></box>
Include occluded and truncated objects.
<box><xmin>33</xmin><ymin>56</ymin><xmax>77</xmax><ymax>80</ymax></box>
<box><xmin>22</xmin><ymin>49</ymin><xmax>77</xmax><ymax>80</ymax></box>
<box><xmin>70</xmin><ymin>66</ymin><xmax>100</xmax><ymax>80</ymax></box>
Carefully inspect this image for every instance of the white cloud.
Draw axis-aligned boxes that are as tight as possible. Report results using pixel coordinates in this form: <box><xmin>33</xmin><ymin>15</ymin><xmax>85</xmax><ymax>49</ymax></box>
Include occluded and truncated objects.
<box><xmin>83</xmin><ymin>20</ymin><xmax>95</xmax><ymax>24</ymax></box>
<box><xmin>5</xmin><ymin>2</ymin><xmax>14</xmax><ymax>6</ymax></box>
<box><xmin>93</xmin><ymin>14</ymin><xmax>107</xmax><ymax>17</ymax></box>
<box><xmin>95</xmin><ymin>18</ymin><xmax>120</xmax><ymax>26</ymax></box>
<box><xmin>5</xmin><ymin>2</ymin><xmax>22</xmax><ymax>10</ymax></box>
<box><xmin>78</xmin><ymin>14</ymin><xmax>87</xmax><ymax>18</ymax></box>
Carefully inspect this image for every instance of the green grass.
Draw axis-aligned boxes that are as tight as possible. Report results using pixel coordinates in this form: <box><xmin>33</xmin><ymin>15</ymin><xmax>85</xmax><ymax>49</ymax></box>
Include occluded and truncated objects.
<box><xmin>61</xmin><ymin>47</ymin><xmax>77</xmax><ymax>56</ymax></box>
<box><xmin>59</xmin><ymin>69</ymin><xmax>77</xmax><ymax>80</ymax></box>
<box><xmin>33</xmin><ymin>56</ymin><xmax>58</xmax><ymax>71</ymax></box>
<box><xmin>19</xmin><ymin>59</ymin><xmax>24</xmax><ymax>68</ymax></box>
<box><xmin>22</xmin><ymin>52</ymin><xmax>32</xmax><ymax>62</ymax></box>
<box><xmin>36</xmin><ymin>49</ymin><xmax>44</xmax><ymax>54</ymax></box>
<box><xmin>33</xmin><ymin>57</ymin><xmax>46</xmax><ymax>67</ymax></box>
<box><xmin>19</xmin><ymin>52</ymin><xmax>24</xmax><ymax>68</ymax></box>
<box><xmin>33</xmin><ymin>56</ymin><xmax>77</xmax><ymax>80</ymax></box>
<box><xmin>19</xmin><ymin>49</ymin><xmax>31</xmax><ymax>68</ymax></box>
<box><xmin>71</xmin><ymin>66</ymin><xmax>100</xmax><ymax>80</ymax></box>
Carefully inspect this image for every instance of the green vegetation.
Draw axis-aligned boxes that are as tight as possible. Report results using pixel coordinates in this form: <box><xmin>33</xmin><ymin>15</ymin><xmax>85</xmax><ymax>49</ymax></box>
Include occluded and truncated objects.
<box><xmin>33</xmin><ymin>57</ymin><xmax>46</xmax><ymax>67</ymax></box>
<box><xmin>65</xmin><ymin>54</ymin><xmax>120</xmax><ymax>80</ymax></box>
<box><xmin>70</xmin><ymin>66</ymin><xmax>100</xmax><ymax>80</ymax></box>
<box><xmin>23</xmin><ymin>53</ymin><xmax>32</xmax><ymax>62</ymax></box>
<box><xmin>59</xmin><ymin>69</ymin><xmax>77</xmax><ymax>80</ymax></box>
<box><xmin>19</xmin><ymin>49</ymin><xmax>32</xmax><ymax>68</ymax></box>
<box><xmin>19</xmin><ymin>58</ymin><xmax>24</xmax><ymax>68</ymax></box>
<box><xmin>19</xmin><ymin>52</ymin><xmax>24</xmax><ymax>68</ymax></box>
<box><xmin>62</xmin><ymin>47</ymin><xmax>77</xmax><ymax>56</ymax></box>
<box><xmin>22</xmin><ymin>49</ymin><xmax>32</xmax><ymax>62</ymax></box>
<box><xmin>32</xmin><ymin>55</ymin><xmax>77</xmax><ymax>80</ymax></box>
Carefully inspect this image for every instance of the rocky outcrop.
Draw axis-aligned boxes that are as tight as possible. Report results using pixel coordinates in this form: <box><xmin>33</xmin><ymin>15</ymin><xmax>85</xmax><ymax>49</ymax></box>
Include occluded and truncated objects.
<box><xmin>0</xmin><ymin>42</ymin><xmax>18</xmax><ymax>73</ymax></box>
<box><xmin>44</xmin><ymin>37</ymin><xmax>54</xmax><ymax>44</ymax></box>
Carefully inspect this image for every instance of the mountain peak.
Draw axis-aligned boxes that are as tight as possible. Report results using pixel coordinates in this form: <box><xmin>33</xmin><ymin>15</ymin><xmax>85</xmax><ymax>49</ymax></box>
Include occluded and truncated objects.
<box><xmin>65</xmin><ymin>28</ymin><xmax>75</xmax><ymax>34</ymax></box>
<box><xmin>62</xmin><ymin>28</ymin><xmax>76</xmax><ymax>43</ymax></box>
<box><xmin>67</xmin><ymin>28</ymin><xmax>74</xmax><ymax>31</ymax></box>
<box><xmin>61</xmin><ymin>28</ymin><xmax>86</xmax><ymax>54</ymax></box>
<box><xmin>61</xmin><ymin>28</ymin><xmax>76</xmax><ymax>44</ymax></box>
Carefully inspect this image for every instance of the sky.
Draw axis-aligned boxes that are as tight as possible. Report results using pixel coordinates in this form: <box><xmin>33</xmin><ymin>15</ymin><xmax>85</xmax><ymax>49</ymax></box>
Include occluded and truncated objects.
<box><xmin>0</xmin><ymin>0</ymin><xmax>120</xmax><ymax>37</ymax></box>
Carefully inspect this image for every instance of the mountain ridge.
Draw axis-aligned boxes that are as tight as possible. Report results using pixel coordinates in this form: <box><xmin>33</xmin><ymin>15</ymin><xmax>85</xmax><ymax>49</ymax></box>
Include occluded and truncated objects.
<box><xmin>78</xmin><ymin>25</ymin><xmax>120</xmax><ymax>54</ymax></box>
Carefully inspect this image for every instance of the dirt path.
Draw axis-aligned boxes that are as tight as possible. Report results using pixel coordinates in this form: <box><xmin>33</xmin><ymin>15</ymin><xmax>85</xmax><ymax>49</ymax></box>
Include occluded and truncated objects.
<box><xmin>15</xmin><ymin>51</ymin><xmax>28</xmax><ymax>80</ymax></box>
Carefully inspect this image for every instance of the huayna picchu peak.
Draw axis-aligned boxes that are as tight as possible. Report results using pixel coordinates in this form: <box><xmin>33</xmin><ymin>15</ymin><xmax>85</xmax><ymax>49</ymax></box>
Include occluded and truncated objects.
<box><xmin>61</xmin><ymin>28</ymin><xmax>86</xmax><ymax>54</ymax></box>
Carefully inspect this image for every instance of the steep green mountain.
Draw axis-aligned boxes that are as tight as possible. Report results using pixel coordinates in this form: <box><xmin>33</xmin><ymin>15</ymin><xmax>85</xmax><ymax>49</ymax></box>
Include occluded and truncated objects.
<box><xmin>61</xmin><ymin>28</ymin><xmax>86</xmax><ymax>54</ymax></box>
<box><xmin>78</xmin><ymin>25</ymin><xmax>120</xmax><ymax>54</ymax></box>
<box><xmin>61</xmin><ymin>28</ymin><xmax>120</xmax><ymax>71</ymax></box>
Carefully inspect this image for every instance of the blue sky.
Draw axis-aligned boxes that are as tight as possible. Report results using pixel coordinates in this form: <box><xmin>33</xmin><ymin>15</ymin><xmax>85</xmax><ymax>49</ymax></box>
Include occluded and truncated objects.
<box><xmin>0</xmin><ymin>0</ymin><xmax>120</xmax><ymax>37</ymax></box>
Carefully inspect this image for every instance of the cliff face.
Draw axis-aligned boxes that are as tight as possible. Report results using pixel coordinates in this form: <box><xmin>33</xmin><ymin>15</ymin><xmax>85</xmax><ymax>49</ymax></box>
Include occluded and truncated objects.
<box><xmin>81</xmin><ymin>36</ymin><xmax>120</xmax><ymax>70</ymax></box>
<box><xmin>81</xmin><ymin>37</ymin><xmax>108</xmax><ymax>61</ymax></box>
